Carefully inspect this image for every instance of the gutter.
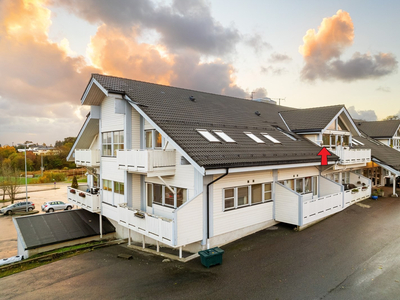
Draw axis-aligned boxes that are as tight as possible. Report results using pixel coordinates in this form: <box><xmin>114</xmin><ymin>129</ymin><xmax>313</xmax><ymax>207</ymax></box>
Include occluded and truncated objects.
<box><xmin>206</xmin><ymin>168</ymin><xmax>229</xmax><ymax>249</ymax></box>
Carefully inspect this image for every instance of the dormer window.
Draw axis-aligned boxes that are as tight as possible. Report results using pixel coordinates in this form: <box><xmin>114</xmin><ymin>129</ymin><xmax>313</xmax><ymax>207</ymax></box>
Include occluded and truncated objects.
<box><xmin>244</xmin><ymin>132</ymin><xmax>264</xmax><ymax>143</ymax></box>
<box><xmin>197</xmin><ymin>129</ymin><xmax>220</xmax><ymax>142</ymax></box>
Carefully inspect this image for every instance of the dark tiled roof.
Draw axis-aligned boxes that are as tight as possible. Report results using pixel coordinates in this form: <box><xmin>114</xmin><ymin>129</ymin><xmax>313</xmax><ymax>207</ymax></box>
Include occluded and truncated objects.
<box><xmin>15</xmin><ymin>209</ymin><xmax>115</xmax><ymax>250</ymax></box>
<box><xmin>351</xmin><ymin>135</ymin><xmax>400</xmax><ymax>170</ymax></box>
<box><xmin>279</xmin><ymin>105</ymin><xmax>344</xmax><ymax>132</ymax></box>
<box><xmin>357</xmin><ymin>120</ymin><xmax>400</xmax><ymax>138</ymax></box>
<box><xmin>92</xmin><ymin>74</ymin><xmax>338</xmax><ymax>169</ymax></box>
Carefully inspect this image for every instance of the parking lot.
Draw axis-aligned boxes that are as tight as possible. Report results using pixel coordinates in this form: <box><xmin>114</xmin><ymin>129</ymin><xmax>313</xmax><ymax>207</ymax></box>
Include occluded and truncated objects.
<box><xmin>0</xmin><ymin>182</ymin><xmax>69</xmax><ymax>259</ymax></box>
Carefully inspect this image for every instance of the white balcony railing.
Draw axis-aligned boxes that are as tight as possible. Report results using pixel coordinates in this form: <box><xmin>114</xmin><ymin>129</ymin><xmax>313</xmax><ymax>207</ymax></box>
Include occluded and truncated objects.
<box><xmin>329</xmin><ymin>147</ymin><xmax>371</xmax><ymax>165</ymax></box>
<box><xmin>344</xmin><ymin>185</ymin><xmax>371</xmax><ymax>208</ymax></box>
<box><xmin>67</xmin><ymin>186</ymin><xmax>101</xmax><ymax>212</ymax></box>
<box><xmin>117</xmin><ymin>149</ymin><xmax>176</xmax><ymax>175</ymax></box>
<box><xmin>75</xmin><ymin>149</ymin><xmax>100</xmax><ymax>167</ymax></box>
<box><xmin>117</xmin><ymin>204</ymin><xmax>174</xmax><ymax>246</ymax></box>
<box><xmin>302</xmin><ymin>192</ymin><xmax>343</xmax><ymax>225</ymax></box>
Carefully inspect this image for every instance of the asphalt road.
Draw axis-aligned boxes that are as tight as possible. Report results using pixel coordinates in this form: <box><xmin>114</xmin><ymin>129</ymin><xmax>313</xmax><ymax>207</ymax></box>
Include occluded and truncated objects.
<box><xmin>1</xmin><ymin>196</ymin><xmax>400</xmax><ymax>300</ymax></box>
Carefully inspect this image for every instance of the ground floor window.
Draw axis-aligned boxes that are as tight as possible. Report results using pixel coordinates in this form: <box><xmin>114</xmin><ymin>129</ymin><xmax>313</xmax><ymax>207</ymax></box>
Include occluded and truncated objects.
<box><xmin>146</xmin><ymin>183</ymin><xmax>187</xmax><ymax>208</ymax></box>
<box><xmin>223</xmin><ymin>182</ymin><xmax>273</xmax><ymax>211</ymax></box>
<box><xmin>280</xmin><ymin>176</ymin><xmax>318</xmax><ymax>196</ymax></box>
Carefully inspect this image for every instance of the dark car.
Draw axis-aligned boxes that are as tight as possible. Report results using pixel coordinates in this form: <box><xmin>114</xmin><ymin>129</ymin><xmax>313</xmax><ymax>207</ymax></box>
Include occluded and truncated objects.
<box><xmin>0</xmin><ymin>202</ymin><xmax>35</xmax><ymax>215</ymax></box>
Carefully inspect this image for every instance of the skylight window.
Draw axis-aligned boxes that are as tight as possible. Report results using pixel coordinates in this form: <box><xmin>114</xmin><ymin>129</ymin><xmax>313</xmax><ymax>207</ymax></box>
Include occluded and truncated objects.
<box><xmin>352</xmin><ymin>138</ymin><xmax>364</xmax><ymax>146</ymax></box>
<box><xmin>244</xmin><ymin>132</ymin><xmax>264</xmax><ymax>143</ymax></box>
<box><xmin>261</xmin><ymin>133</ymin><xmax>281</xmax><ymax>144</ymax></box>
<box><xmin>197</xmin><ymin>129</ymin><xmax>220</xmax><ymax>142</ymax></box>
<box><xmin>213</xmin><ymin>130</ymin><xmax>235</xmax><ymax>143</ymax></box>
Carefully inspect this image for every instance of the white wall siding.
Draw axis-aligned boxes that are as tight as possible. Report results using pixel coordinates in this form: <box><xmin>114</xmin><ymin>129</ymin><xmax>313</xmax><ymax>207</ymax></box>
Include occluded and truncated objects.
<box><xmin>131</xmin><ymin>174</ymin><xmax>141</xmax><ymax>208</ymax></box>
<box><xmin>102</xmin><ymin>202</ymin><xmax>119</xmax><ymax>221</ymax></box>
<box><xmin>102</xmin><ymin>157</ymin><xmax>124</xmax><ymax>182</ymax></box>
<box><xmin>319</xmin><ymin>176</ymin><xmax>342</xmax><ymax>197</ymax></box>
<box><xmin>144</xmin><ymin>119</ymin><xmax>153</xmax><ymax>130</ymax></box>
<box><xmin>275</xmin><ymin>183</ymin><xmax>299</xmax><ymax>225</ymax></box>
<box><xmin>131</xmin><ymin>108</ymin><xmax>141</xmax><ymax>149</ymax></box>
<box><xmin>212</xmin><ymin>170</ymin><xmax>274</xmax><ymax>237</ymax></box>
<box><xmin>304</xmin><ymin>134</ymin><xmax>319</xmax><ymax>144</ymax></box>
<box><xmin>176</xmin><ymin>193</ymin><xmax>203</xmax><ymax>246</ymax></box>
<box><xmin>278</xmin><ymin>166</ymin><xmax>319</xmax><ymax>181</ymax></box>
<box><xmin>101</xmin><ymin>96</ymin><xmax>124</xmax><ymax>132</ymax></box>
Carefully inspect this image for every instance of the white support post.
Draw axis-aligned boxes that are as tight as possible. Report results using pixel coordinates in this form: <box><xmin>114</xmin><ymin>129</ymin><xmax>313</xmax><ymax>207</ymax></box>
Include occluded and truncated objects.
<box><xmin>179</xmin><ymin>246</ymin><xmax>182</xmax><ymax>259</ymax></box>
<box><xmin>157</xmin><ymin>176</ymin><xmax>175</xmax><ymax>194</ymax></box>
<box><xmin>128</xmin><ymin>229</ymin><xmax>131</xmax><ymax>246</ymax></box>
<box><xmin>156</xmin><ymin>241</ymin><xmax>159</xmax><ymax>252</ymax></box>
<box><xmin>142</xmin><ymin>235</ymin><xmax>145</xmax><ymax>249</ymax></box>
<box><xmin>99</xmin><ymin>212</ymin><xmax>103</xmax><ymax>238</ymax></box>
<box><xmin>393</xmin><ymin>175</ymin><xmax>398</xmax><ymax>197</ymax></box>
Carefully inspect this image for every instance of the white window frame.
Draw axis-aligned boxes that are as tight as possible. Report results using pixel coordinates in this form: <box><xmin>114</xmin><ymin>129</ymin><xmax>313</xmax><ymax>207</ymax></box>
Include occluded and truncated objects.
<box><xmin>197</xmin><ymin>129</ymin><xmax>220</xmax><ymax>142</ymax></box>
<box><xmin>102</xmin><ymin>130</ymin><xmax>124</xmax><ymax>157</ymax></box>
<box><xmin>145</xmin><ymin>129</ymin><xmax>163</xmax><ymax>149</ymax></box>
<box><xmin>280</xmin><ymin>176</ymin><xmax>318</xmax><ymax>196</ymax></box>
<box><xmin>261</xmin><ymin>133</ymin><xmax>281</xmax><ymax>144</ymax></box>
<box><xmin>244</xmin><ymin>132</ymin><xmax>264</xmax><ymax>143</ymax></box>
<box><xmin>146</xmin><ymin>183</ymin><xmax>188</xmax><ymax>208</ymax></box>
<box><xmin>223</xmin><ymin>182</ymin><xmax>273</xmax><ymax>211</ymax></box>
<box><xmin>213</xmin><ymin>130</ymin><xmax>235</xmax><ymax>143</ymax></box>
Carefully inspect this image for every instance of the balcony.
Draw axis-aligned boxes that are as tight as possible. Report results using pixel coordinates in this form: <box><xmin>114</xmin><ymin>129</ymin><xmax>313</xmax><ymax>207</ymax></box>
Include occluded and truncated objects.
<box><xmin>117</xmin><ymin>204</ymin><xmax>174</xmax><ymax>246</ymax></box>
<box><xmin>117</xmin><ymin>149</ymin><xmax>176</xmax><ymax>177</ymax></box>
<box><xmin>67</xmin><ymin>186</ymin><xmax>101</xmax><ymax>213</ymax></box>
<box><xmin>329</xmin><ymin>147</ymin><xmax>371</xmax><ymax>165</ymax></box>
<box><xmin>75</xmin><ymin>149</ymin><xmax>100</xmax><ymax>167</ymax></box>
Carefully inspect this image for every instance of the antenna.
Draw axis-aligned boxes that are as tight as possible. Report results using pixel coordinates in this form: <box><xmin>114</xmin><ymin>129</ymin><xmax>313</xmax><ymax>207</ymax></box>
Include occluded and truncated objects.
<box><xmin>269</xmin><ymin>97</ymin><xmax>286</xmax><ymax>105</ymax></box>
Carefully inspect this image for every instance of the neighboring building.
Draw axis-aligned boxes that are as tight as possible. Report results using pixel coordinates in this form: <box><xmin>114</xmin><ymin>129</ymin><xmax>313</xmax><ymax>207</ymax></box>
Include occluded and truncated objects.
<box><xmin>357</xmin><ymin>120</ymin><xmax>400</xmax><ymax>151</ymax></box>
<box><xmin>66</xmin><ymin>74</ymin><xmax>400</xmax><ymax>256</ymax></box>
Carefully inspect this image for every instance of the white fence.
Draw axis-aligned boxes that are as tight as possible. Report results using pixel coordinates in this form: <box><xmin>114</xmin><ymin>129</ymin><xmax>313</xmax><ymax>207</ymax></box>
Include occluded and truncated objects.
<box><xmin>117</xmin><ymin>149</ymin><xmax>176</xmax><ymax>175</ymax></box>
<box><xmin>329</xmin><ymin>147</ymin><xmax>371</xmax><ymax>165</ymax></box>
<box><xmin>117</xmin><ymin>204</ymin><xmax>174</xmax><ymax>246</ymax></box>
<box><xmin>67</xmin><ymin>186</ymin><xmax>101</xmax><ymax>212</ymax></box>
<box><xmin>75</xmin><ymin>149</ymin><xmax>100</xmax><ymax>167</ymax></box>
<box><xmin>344</xmin><ymin>185</ymin><xmax>371</xmax><ymax>208</ymax></box>
<box><xmin>302</xmin><ymin>192</ymin><xmax>343</xmax><ymax>225</ymax></box>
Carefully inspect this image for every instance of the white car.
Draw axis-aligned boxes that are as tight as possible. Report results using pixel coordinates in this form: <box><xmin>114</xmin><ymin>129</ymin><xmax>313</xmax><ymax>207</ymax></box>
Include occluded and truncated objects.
<box><xmin>41</xmin><ymin>201</ymin><xmax>74</xmax><ymax>213</ymax></box>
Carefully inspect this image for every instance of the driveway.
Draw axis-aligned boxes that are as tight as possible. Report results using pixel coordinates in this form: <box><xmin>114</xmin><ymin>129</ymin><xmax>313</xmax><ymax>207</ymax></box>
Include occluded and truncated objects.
<box><xmin>0</xmin><ymin>183</ymin><xmax>69</xmax><ymax>259</ymax></box>
<box><xmin>1</xmin><ymin>196</ymin><xmax>400</xmax><ymax>299</ymax></box>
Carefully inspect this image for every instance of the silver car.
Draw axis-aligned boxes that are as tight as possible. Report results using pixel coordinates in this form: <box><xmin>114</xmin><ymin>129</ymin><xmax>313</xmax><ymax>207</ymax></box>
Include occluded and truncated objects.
<box><xmin>0</xmin><ymin>202</ymin><xmax>35</xmax><ymax>215</ymax></box>
<box><xmin>41</xmin><ymin>201</ymin><xmax>74</xmax><ymax>213</ymax></box>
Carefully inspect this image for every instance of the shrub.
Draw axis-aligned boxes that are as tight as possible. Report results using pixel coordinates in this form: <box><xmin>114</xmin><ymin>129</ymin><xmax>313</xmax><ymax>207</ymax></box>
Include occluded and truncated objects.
<box><xmin>71</xmin><ymin>175</ymin><xmax>79</xmax><ymax>189</ymax></box>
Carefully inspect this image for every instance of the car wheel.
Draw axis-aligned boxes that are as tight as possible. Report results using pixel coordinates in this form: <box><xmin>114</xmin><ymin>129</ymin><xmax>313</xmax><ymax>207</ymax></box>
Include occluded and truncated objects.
<box><xmin>5</xmin><ymin>210</ymin><xmax>11</xmax><ymax>216</ymax></box>
<box><xmin>66</xmin><ymin>206</ymin><xmax>72</xmax><ymax>210</ymax></box>
<box><xmin>28</xmin><ymin>207</ymin><xmax>33</xmax><ymax>212</ymax></box>
<box><xmin>48</xmin><ymin>208</ymin><xmax>54</xmax><ymax>212</ymax></box>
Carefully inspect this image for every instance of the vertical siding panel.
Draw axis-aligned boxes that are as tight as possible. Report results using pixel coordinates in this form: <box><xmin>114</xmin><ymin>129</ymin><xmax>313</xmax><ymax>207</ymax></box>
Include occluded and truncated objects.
<box><xmin>176</xmin><ymin>193</ymin><xmax>203</xmax><ymax>246</ymax></box>
<box><xmin>131</xmin><ymin>108</ymin><xmax>141</xmax><ymax>149</ymax></box>
<box><xmin>101</xmin><ymin>96</ymin><xmax>124</xmax><ymax>132</ymax></box>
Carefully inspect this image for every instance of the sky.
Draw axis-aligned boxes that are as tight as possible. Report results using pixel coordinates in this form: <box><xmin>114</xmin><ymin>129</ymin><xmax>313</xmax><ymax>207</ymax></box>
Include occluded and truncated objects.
<box><xmin>0</xmin><ymin>0</ymin><xmax>399</xmax><ymax>146</ymax></box>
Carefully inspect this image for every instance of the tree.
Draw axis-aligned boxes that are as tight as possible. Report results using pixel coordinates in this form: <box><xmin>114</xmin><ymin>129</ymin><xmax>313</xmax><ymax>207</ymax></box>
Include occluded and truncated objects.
<box><xmin>382</xmin><ymin>115</ymin><xmax>400</xmax><ymax>121</ymax></box>
<box><xmin>71</xmin><ymin>175</ymin><xmax>79</xmax><ymax>189</ymax></box>
<box><xmin>1</xmin><ymin>166</ymin><xmax>20</xmax><ymax>203</ymax></box>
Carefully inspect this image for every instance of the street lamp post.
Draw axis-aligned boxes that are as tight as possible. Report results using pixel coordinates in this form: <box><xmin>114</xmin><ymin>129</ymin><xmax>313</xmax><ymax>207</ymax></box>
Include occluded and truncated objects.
<box><xmin>18</xmin><ymin>143</ymin><xmax>33</xmax><ymax>212</ymax></box>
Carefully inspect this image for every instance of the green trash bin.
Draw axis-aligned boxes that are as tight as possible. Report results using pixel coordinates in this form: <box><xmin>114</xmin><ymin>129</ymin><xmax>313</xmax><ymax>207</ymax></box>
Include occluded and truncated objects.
<box><xmin>198</xmin><ymin>247</ymin><xmax>224</xmax><ymax>268</ymax></box>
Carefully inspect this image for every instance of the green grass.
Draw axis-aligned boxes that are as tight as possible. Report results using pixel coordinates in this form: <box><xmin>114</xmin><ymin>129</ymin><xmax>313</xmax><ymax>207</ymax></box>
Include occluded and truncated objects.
<box><xmin>0</xmin><ymin>177</ymin><xmax>36</xmax><ymax>184</ymax></box>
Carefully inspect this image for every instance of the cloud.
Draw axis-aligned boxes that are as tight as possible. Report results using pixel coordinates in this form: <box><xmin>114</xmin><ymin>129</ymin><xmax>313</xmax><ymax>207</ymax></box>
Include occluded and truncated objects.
<box><xmin>269</xmin><ymin>52</ymin><xmax>292</xmax><ymax>63</ymax></box>
<box><xmin>299</xmin><ymin>10</ymin><xmax>398</xmax><ymax>81</ymax></box>
<box><xmin>376</xmin><ymin>86</ymin><xmax>391</xmax><ymax>93</ymax></box>
<box><xmin>347</xmin><ymin>106</ymin><xmax>377</xmax><ymax>121</ymax></box>
<box><xmin>261</xmin><ymin>66</ymin><xmax>287</xmax><ymax>76</ymax></box>
<box><xmin>244</xmin><ymin>33</ymin><xmax>271</xmax><ymax>54</ymax></box>
<box><xmin>53</xmin><ymin>0</ymin><xmax>240</xmax><ymax>56</ymax></box>
<box><xmin>251</xmin><ymin>88</ymin><xmax>268</xmax><ymax>99</ymax></box>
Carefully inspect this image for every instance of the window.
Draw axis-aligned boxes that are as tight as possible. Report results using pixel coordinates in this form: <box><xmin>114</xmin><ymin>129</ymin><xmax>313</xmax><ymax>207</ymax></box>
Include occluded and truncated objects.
<box><xmin>280</xmin><ymin>176</ymin><xmax>318</xmax><ymax>196</ymax></box>
<box><xmin>114</xmin><ymin>182</ymin><xmax>124</xmax><ymax>195</ymax></box>
<box><xmin>113</xmin><ymin>131</ymin><xmax>124</xmax><ymax>155</ymax></box>
<box><xmin>261</xmin><ymin>133</ymin><xmax>281</xmax><ymax>144</ymax></box>
<box><xmin>197</xmin><ymin>129</ymin><xmax>220</xmax><ymax>142</ymax></box>
<box><xmin>145</xmin><ymin>130</ymin><xmax>163</xmax><ymax>149</ymax></box>
<box><xmin>103</xmin><ymin>179</ymin><xmax>112</xmax><ymax>191</ymax></box>
<box><xmin>102</xmin><ymin>131</ymin><xmax>124</xmax><ymax>156</ymax></box>
<box><xmin>244</xmin><ymin>132</ymin><xmax>264</xmax><ymax>143</ymax></box>
<box><xmin>146</xmin><ymin>183</ymin><xmax>187</xmax><ymax>208</ymax></box>
<box><xmin>213</xmin><ymin>130</ymin><xmax>235</xmax><ymax>143</ymax></box>
<box><xmin>223</xmin><ymin>182</ymin><xmax>273</xmax><ymax>211</ymax></box>
<box><xmin>102</xmin><ymin>132</ymin><xmax>112</xmax><ymax>156</ymax></box>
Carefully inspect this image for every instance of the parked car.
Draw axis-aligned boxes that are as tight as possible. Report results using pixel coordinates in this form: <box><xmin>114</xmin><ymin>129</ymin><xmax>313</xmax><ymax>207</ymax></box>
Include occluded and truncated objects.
<box><xmin>0</xmin><ymin>202</ymin><xmax>35</xmax><ymax>215</ymax></box>
<box><xmin>41</xmin><ymin>201</ymin><xmax>73</xmax><ymax>213</ymax></box>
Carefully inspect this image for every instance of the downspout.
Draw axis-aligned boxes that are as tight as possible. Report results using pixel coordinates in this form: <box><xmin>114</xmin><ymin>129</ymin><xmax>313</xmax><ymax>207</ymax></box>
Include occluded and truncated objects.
<box><xmin>206</xmin><ymin>168</ymin><xmax>229</xmax><ymax>249</ymax></box>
